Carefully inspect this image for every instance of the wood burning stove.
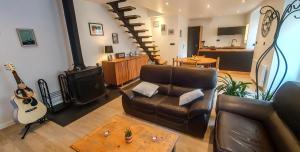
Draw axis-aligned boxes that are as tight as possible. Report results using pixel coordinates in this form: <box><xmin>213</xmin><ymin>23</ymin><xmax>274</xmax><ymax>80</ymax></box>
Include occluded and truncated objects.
<box><xmin>61</xmin><ymin>0</ymin><xmax>106</xmax><ymax>105</ymax></box>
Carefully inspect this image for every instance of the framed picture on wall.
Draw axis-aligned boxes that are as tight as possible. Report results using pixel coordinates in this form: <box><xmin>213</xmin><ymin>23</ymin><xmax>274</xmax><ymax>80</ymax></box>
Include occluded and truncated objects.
<box><xmin>153</xmin><ymin>21</ymin><xmax>159</xmax><ymax>28</ymax></box>
<box><xmin>16</xmin><ymin>28</ymin><xmax>37</xmax><ymax>47</ymax></box>
<box><xmin>161</xmin><ymin>24</ymin><xmax>166</xmax><ymax>32</ymax></box>
<box><xmin>112</xmin><ymin>33</ymin><xmax>119</xmax><ymax>44</ymax></box>
<box><xmin>88</xmin><ymin>23</ymin><xmax>104</xmax><ymax>36</ymax></box>
<box><xmin>168</xmin><ymin>29</ymin><xmax>175</xmax><ymax>35</ymax></box>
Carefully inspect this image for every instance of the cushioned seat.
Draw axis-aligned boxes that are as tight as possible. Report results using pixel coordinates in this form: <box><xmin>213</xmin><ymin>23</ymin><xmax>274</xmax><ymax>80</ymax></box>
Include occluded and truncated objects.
<box><xmin>121</xmin><ymin>65</ymin><xmax>217</xmax><ymax>138</ymax></box>
<box><xmin>216</xmin><ymin>111</ymin><xmax>273</xmax><ymax>152</ymax></box>
<box><xmin>131</xmin><ymin>94</ymin><xmax>166</xmax><ymax>114</ymax></box>
<box><xmin>157</xmin><ymin>96</ymin><xmax>189</xmax><ymax>120</ymax></box>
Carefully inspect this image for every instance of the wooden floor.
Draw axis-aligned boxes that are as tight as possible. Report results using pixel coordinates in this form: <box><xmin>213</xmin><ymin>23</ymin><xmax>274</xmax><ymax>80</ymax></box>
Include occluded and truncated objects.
<box><xmin>0</xmin><ymin>71</ymin><xmax>252</xmax><ymax>152</ymax></box>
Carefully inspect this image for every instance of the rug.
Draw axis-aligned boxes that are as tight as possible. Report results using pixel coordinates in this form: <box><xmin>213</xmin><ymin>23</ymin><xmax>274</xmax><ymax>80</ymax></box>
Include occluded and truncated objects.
<box><xmin>47</xmin><ymin>81</ymin><xmax>140</xmax><ymax>127</ymax></box>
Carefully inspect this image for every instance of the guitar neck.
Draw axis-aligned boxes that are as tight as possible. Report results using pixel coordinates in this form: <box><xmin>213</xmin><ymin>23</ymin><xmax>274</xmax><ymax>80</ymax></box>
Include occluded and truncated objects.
<box><xmin>12</xmin><ymin>71</ymin><xmax>24</xmax><ymax>85</ymax></box>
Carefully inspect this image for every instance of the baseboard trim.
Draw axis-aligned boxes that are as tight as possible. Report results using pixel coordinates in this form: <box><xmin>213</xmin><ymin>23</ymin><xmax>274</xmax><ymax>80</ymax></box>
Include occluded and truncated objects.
<box><xmin>0</xmin><ymin>120</ymin><xmax>15</xmax><ymax>130</ymax></box>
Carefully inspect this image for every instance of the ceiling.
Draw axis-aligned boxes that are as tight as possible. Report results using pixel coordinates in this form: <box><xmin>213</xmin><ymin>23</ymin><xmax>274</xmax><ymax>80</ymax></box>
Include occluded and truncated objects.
<box><xmin>89</xmin><ymin>0</ymin><xmax>264</xmax><ymax>19</ymax></box>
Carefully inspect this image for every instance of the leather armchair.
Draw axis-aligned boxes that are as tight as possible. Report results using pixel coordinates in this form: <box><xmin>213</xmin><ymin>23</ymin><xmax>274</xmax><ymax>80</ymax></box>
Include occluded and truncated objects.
<box><xmin>214</xmin><ymin>82</ymin><xmax>300</xmax><ymax>152</ymax></box>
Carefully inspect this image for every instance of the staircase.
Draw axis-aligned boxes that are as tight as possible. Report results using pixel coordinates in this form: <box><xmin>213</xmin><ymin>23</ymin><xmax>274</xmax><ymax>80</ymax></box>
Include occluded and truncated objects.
<box><xmin>106</xmin><ymin>0</ymin><xmax>167</xmax><ymax>65</ymax></box>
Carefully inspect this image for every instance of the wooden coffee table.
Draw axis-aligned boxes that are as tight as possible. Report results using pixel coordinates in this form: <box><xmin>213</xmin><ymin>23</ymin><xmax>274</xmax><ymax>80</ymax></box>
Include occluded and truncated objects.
<box><xmin>71</xmin><ymin>115</ymin><xmax>179</xmax><ymax>152</ymax></box>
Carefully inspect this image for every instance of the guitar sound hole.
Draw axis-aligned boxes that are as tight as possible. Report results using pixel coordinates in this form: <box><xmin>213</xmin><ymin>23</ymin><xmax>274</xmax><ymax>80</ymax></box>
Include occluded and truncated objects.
<box><xmin>22</xmin><ymin>98</ymin><xmax>38</xmax><ymax>106</ymax></box>
<box><xmin>23</xmin><ymin>99</ymin><xmax>31</xmax><ymax>104</ymax></box>
<box><xmin>30</xmin><ymin>98</ymin><xmax>38</xmax><ymax>106</ymax></box>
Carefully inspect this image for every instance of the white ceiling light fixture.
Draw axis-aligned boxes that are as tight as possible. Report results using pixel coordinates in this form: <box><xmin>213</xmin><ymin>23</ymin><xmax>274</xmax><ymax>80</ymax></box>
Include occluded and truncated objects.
<box><xmin>242</xmin><ymin>0</ymin><xmax>246</xmax><ymax>3</ymax></box>
<box><xmin>207</xmin><ymin>4</ymin><xmax>210</xmax><ymax>8</ymax></box>
<box><xmin>165</xmin><ymin>2</ymin><xmax>169</xmax><ymax>6</ymax></box>
<box><xmin>178</xmin><ymin>9</ymin><xmax>182</xmax><ymax>12</ymax></box>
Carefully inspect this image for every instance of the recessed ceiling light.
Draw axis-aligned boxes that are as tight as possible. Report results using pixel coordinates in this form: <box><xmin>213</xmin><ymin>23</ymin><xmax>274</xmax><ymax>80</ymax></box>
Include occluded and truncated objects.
<box><xmin>207</xmin><ymin>4</ymin><xmax>210</xmax><ymax>8</ymax></box>
<box><xmin>165</xmin><ymin>2</ymin><xmax>169</xmax><ymax>6</ymax></box>
<box><xmin>242</xmin><ymin>0</ymin><xmax>246</xmax><ymax>3</ymax></box>
<box><xmin>178</xmin><ymin>9</ymin><xmax>182</xmax><ymax>12</ymax></box>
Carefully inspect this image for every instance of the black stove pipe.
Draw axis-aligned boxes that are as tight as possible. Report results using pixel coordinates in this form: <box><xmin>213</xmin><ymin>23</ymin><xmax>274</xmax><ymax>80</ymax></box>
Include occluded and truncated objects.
<box><xmin>62</xmin><ymin>0</ymin><xmax>86</xmax><ymax>70</ymax></box>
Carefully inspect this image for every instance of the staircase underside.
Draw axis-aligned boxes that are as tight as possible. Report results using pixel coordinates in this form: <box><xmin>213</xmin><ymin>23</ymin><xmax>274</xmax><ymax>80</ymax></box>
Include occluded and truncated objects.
<box><xmin>106</xmin><ymin>0</ymin><xmax>167</xmax><ymax>65</ymax></box>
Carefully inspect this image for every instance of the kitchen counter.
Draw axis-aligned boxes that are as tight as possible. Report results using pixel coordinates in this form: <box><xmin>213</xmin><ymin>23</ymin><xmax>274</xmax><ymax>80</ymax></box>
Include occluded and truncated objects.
<box><xmin>199</xmin><ymin>48</ymin><xmax>253</xmax><ymax>52</ymax></box>
<box><xmin>198</xmin><ymin>48</ymin><xmax>254</xmax><ymax>72</ymax></box>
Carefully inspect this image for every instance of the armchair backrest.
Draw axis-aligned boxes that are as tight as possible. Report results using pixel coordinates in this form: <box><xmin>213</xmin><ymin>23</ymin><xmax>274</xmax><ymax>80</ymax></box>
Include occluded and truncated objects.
<box><xmin>273</xmin><ymin>81</ymin><xmax>300</xmax><ymax>139</ymax></box>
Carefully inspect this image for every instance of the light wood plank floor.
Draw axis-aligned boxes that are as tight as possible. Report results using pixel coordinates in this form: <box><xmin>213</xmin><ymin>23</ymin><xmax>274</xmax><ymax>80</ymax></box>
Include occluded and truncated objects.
<box><xmin>0</xmin><ymin>72</ymin><xmax>252</xmax><ymax>152</ymax></box>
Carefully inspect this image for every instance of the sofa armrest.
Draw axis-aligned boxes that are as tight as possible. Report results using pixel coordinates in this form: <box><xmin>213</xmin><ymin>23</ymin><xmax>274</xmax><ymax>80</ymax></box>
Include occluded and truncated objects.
<box><xmin>189</xmin><ymin>89</ymin><xmax>215</xmax><ymax>119</ymax></box>
<box><xmin>217</xmin><ymin>94</ymin><xmax>274</xmax><ymax>121</ymax></box>
<box><xmin>120</xmin><ymin>89</ymin><xmax>135</xmax><ymax>100</ymax></box>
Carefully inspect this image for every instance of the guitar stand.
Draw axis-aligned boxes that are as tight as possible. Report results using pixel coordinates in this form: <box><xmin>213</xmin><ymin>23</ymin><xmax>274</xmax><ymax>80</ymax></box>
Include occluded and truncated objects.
<box><xmin>21</xmin><ymin>116</ymin><xmax>47</xmax><ymax>139</ymax></box>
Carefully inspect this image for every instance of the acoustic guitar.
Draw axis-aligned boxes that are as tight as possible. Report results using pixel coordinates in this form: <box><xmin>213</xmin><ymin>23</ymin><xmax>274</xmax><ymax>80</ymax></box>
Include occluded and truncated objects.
<box><xmin>4</xmin><ymin>64</ymin><xmax>47</xmax><ymax>124</ymax></box>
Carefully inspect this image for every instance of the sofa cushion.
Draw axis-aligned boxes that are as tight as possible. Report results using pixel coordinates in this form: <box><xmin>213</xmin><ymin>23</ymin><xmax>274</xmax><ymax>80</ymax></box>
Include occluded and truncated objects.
<box><xmin>155</xmin><ymin>83</ymin><xmax>171</xmax><ymax>95</ymax></box>
<box><xmin>179</xmin><ymin>89</ymin><xmax>204</xmax><ymax>106</ymax></box>
<box><xmin>132</xmin><ymin>81</ymin><xmax>159</xmax><ymax>98</ymax></box>
<box><xmin>215</xmin><ymin>111</ymin><xmax>273</xmax><ymax>152</ymax></box>
<box><xmin>140</xmin><ymin>65</ymin><xmax>172</xmax><ymax>84</ymax></box>
<box><xmin>131</xmin><ymin>94</ymin><xmax>166</xmax><ymax>114</ymax></box>
<box><xmin>172</xmin><ymin>67</ymin><xmax>217</xmax><ymax>90</ymax></box>
<box><xmin>169</xmin><ymin>85</ymin><xmax>194</xmax><ymax>97</ymax></box>
<box><xmin>157</xmin><ymin>96</ymin><xmax>189</xmax><ymax>120</ymax></box>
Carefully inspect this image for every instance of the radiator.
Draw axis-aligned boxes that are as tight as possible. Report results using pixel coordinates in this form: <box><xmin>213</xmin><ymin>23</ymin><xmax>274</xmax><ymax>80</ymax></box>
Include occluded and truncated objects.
<box><xmin>250</xmin><ymin>59</ymin><xmax>268</xmax><ymax>87</ymax></box>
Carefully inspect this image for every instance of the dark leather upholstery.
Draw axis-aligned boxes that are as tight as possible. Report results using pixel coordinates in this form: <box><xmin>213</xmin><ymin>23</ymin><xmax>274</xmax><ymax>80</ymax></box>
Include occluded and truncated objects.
<box><xmin>216</xmin><ymin>112</ymin><xmax>274</xmax><ymax>152</ymax></box>
<box><xmin>214</xmin><ymin>81</ymin><xmax>300</xmax><ymax>152</ymax></box>
<box><xmin>121</xmin><ymin>65</ymin><xmax>217</xmax><ymax>138</ymax></box>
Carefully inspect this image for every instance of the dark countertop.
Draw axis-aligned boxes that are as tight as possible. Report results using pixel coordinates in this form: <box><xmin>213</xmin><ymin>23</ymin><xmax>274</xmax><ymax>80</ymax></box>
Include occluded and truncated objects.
<box><xmin>199</xmin><ymin>48</ymin><xmax>254</xmax><ymax>52</ymax></box>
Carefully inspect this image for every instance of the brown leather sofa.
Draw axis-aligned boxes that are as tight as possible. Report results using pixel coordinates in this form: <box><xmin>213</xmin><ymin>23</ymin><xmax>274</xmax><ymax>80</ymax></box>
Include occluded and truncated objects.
<box><xmin>120</xmin><ymin>65</ymin><xmax>217</xmax><ymax>138</ymax></box>
<box><xmin>214</xmin><ymin>81</ymin><xmax>300</xmax><ymax>152</ymax></box>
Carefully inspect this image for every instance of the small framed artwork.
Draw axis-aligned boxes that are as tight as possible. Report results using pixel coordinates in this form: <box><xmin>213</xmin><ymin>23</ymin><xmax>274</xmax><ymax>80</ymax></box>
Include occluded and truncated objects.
<box><xmin>180</xmin><ymin>29</ymin><xmax>182</xmax><ymax>37</ymax></box>
<box><xmin>16</xmin><ymin>29</ymin><xmax>37</xmax><ymax>47</ymax></box>
<box><xmin>161</xmin><ymin>24</ymin><xmax>166</xmax><ymax>32</ymax></box>
<box><xmin>112</xmin><ymin>33</ymin><xmax>119</xmax><ymax>44</ymax></box>
<box><xmin>88</xmin><ymin>23</ymin><xmax>104</xmax><ymax>36</ymax></box>
<box><xmin>115</xmin><ymin>52</ymin><xmax>125</xmax><ymax>59</ymax></box>
<box><xmin>168</xmin><ymin>29</ymin><xmax>175</xmax><ymax>35</ymax></box>
<box><xmin>153</xmin><ymin>21</ymin><xmax>159</xmax><ymax>28</ymax></box>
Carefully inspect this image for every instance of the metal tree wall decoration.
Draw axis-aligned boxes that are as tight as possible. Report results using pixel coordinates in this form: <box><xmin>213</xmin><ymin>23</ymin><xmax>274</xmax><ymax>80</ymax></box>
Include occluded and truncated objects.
<box><xmin>256</xmin><ymin>0</ymin><xmax>300</xmax><ymax>100</ymax></box>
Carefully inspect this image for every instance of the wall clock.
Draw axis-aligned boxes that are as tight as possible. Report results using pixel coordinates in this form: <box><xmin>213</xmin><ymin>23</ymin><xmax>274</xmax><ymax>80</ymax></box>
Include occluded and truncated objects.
<box><xmin>261</xmin><ymin>10</ymin><xmax>274</xmax><ymax>37</ymax></box>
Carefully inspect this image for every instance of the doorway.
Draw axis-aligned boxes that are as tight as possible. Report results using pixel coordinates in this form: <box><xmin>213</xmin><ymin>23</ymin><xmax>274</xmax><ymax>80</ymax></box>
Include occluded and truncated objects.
<box><xmin>187</xmin><ymin>26</ymin><xmax>202</xmax><ymax>57</ymax></box>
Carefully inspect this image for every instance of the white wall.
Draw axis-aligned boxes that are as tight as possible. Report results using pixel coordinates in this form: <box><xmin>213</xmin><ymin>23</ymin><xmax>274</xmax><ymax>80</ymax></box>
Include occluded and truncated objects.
<box><xmin>151</xmin><ymin>15</ymin><xmax>188</xmax><ymax>64</ymax></box>
<box><xmin>246</xmin><ymin>7</ymin><xmax>260</xmax><ymax>49</ymax></box>
<box><xmin>189</xmin><ymin>15</ymin><xmax>247</xmax><ymax>47</ymax></box>
<box><xmin>269</xmin><ymin>0</ymin><xmax>300</xmax><ymax>87</ymax></box>
<box><xmin>74</xmin><ymin>0</ymin><xmax>141</xmax><ymax>65</ymax></box>
<box><xmin>0</xmin><ymin>0</ymin><xmax>69</xmax><ymax>129</ymax></box>
<box><xmin>250</xmin><ymin>0</ymin><xmax>285</xmax><ymax>90</ymax></box>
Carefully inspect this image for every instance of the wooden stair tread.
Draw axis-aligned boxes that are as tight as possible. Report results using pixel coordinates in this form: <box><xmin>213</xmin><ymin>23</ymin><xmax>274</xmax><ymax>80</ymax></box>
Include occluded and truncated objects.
<box><xmin>126</xmin><ymin>29</ymin><xmax>148</xmax><ymax>33</ymax></box>
<box><xmin>115</xmin><ymin>15</ymin><xmax>140</xmax><ymax>20</ymax></box>
<box><xmin>107</xmin><ymin>0</ymin><xmax>126</xmax><ymax>5</ymax></box>
<box><xmin>109</xmin><ymin>6</ymin><xmax>136</xmax><ymax>12</ymax></box>
<box><xmin>134</xmin><ymin>41</ymin><xmax>154</xmax><ymax>44</ymax></box>
<box><xmin>121</xmin><ymin>23</ymin><xmax>145</xmax><ymax>27</ymax></box>
<box><xmin>118</xmin><ymin>6</ymin><xmax>136</xmax><ymax>11</ymax></box>
<box><xmin>142</xmin><ymin>50</ymin><xmax>159</xmax><ymax>53</ymax></box>
<box><xmin>130</xmin><ymin>35</ymin><xmax>152</xmax><ymax>39</ymax></box>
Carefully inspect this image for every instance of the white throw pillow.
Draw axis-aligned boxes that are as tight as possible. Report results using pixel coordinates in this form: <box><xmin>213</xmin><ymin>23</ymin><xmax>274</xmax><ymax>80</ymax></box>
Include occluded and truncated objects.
<box><xmin>132</xmin><ymin>82</ymin><xmax>159</xmax><ymax>98</ymax></box>
<box><xmin>179</xmin><ymin>89</ymin><xmax>204</xmax><ymax>106</ymax></box>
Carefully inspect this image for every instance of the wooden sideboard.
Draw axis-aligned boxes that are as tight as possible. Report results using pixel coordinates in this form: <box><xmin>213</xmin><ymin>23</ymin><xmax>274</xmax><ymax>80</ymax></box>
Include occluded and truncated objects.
<box><xmin>102</xmin><ymin>55</ymin><xmax>148</xmax><ymax>86</ymax></box>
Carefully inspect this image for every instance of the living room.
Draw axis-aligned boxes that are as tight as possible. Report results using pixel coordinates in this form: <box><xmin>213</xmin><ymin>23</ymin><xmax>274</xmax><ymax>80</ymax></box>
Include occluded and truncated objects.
<box><xmin>0</xmin><ymin>0</ymin><xmax>300</xmax><ymax>152</ymax></box>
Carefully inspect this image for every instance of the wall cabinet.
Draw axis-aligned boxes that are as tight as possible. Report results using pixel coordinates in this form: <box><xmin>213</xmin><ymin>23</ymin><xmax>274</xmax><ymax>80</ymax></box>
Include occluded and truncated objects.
<box><xmin>217</xmin><ymin>26</ymin><xmax>246</xmax><ymax>36</ymax></box>
<box><xmin>102</xmin><ymin>55</ymin><xmax>148</xmax><ymax>86</ymax></box>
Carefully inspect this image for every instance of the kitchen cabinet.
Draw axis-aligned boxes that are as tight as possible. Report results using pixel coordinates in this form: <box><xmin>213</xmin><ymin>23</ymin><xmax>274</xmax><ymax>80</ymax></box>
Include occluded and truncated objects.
<box><xmin>217</xmin><ymin>26</ymin><xmax>246</xmax><ymax>35</ymax></box>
